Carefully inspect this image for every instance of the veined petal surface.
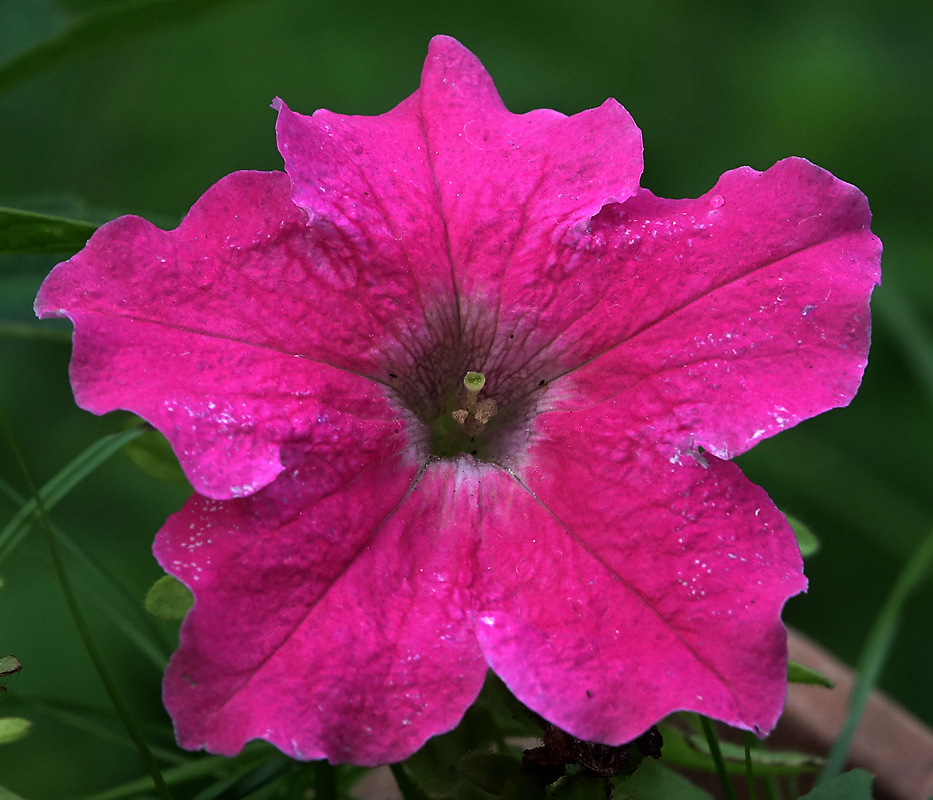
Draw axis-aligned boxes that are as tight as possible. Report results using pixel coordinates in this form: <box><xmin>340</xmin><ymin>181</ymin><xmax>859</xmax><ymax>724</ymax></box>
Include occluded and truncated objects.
<box><xmin>491</xmin><ymin>409</ymin><xmax>806</xmax><ymax>742</ymax></box>
<box><xmin>35</xmin><ymin>171</ymin><xmax>426</xmax><ymax>498</ymax></box>
<box><xmin>538</xmin><ymin>159</ymin><xmax>881</xmax><ymax>460</ymax></box>
<box><xmin>275</xmin><ymin>35</ymin><xmax>643</xmax><ymax>377</ymax></box>
<box><xmin>157</xmin><ymin>459</ymin><xmax>492</xmax><ymax>765</ymax></box>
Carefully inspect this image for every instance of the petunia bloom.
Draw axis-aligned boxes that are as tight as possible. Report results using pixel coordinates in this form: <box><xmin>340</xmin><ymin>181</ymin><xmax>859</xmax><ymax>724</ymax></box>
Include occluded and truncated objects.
<box><xmin>36</xmin><ymin>36</ymin><xmax>880</xmax><ymax>765</ymax></box>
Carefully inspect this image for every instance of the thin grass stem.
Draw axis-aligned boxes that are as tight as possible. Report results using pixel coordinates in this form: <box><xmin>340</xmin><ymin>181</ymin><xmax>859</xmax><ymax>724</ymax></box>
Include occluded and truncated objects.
<box><xmin>390</xmin><ymin>763</ymin><xmax>428</xmax><ymax>800</ymax></box>
<box><xmin>0</xmin><ymin>407</ymin><xmax>173</xmax><ymax>800</ymax></box>
<box><xmin>744</xmin><ymin>732</ymin><xmax>759</xmax><ymax>800</ymax></box>
<box><xmin>699</xmin><ymin>715</ymin><xmax>738</xmax><ymax>800</ymax></box>
<box><xmin>14</xmin><ymin>694</ymin><xmax>184</xmax><ymax>764</ymax></box>
<box><xmin>817</xmin><ymin>525</ymin><xmax>933</xmax><ymax>783</ymax></box>
<box><xmin>313</xmin><ymin>760</ymin><xmax>337</xmax><ymax>800</ymax></box>
<box><xmin>0</xmin><ymin>426</ymin><xmax>146</xmax><ymax>566</ymax></box>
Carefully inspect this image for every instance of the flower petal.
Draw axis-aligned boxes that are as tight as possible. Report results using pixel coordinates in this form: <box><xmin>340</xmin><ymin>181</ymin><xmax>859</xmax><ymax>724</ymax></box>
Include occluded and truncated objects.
<box><xmin>275</xmin><ymin>35</ymin><xmax>643</xmax><ymax>368</ymax></box>
<box><xmin>418</xmin><ymin>37</ymin><xmax>643</xmax><ymax>302</ymax></box>
<box><xmin>538</xmin><ymin>158</ymin><xmax>881</xmax><ymax>458</ymax></box>
<box><xmin>480</xmin><ymin>428</ymin><xmax>805</xmax><ymax>742</ymax></box>
<box><xmin>34</xmin><ymin>171</ymin><xmax>424</xmax><ymax>498</ymax></box>
<box><xmin>156</xmin><ymin>457</ymin><xmax>489</xmax><ymax>765</ymax></box>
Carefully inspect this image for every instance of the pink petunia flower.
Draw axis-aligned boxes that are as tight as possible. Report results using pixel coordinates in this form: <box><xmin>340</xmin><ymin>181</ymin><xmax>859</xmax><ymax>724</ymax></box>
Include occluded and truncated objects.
<box><xmin>36</xmin><ymin>36</ymin><xmax>880</xmax><ymax>765</ymax></box>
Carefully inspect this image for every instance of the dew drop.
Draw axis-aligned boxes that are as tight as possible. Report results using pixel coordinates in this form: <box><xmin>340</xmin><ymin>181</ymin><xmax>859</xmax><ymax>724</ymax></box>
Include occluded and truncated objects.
<box><xmin>710</xmin><ymin>194</ymin><xmax>725</xmax><ymax>208</ymax></box>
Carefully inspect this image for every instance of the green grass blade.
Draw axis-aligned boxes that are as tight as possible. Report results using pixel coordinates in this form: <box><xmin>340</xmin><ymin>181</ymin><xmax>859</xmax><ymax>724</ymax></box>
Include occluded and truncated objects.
<box><xmin>0</xmin><ymin>0</ymin><xmax>253</xmax><ymax>98</ymax></box>
<box><xmin>699</xmin><ymin>716</ymin><xmax>738</xmax><ymax>800</ymax></box>
<box><xmin>0</xmin><ymin>323</ymin><xmax>72</xmax><ymax>343</ymax></box>
<box><xmin>189</xmin><ymin>763</ymin><xmax>265</xmax><ymax>800</ymax></box>
<box><xmin>0</xmin><ymin>426</ymin><xmax>146</xmax><ymax>567</ymax></box>
<box><xmin>817</xmin><ymin>525</ymin><xmax>933</xmax><ymax>784</ymax></box>
<box><xmin>313</xmin><ymin>761</ymin><xmax>337</xmax><ymax>800</ymax></box>
<box><xmin>58</xmin><ymin>531</ymin><xmax>173</xmax><ymax>668</ymax></box>
<box><xmin>661</xmin><ymin>722</ymin><xmax>821</xmax><ymax>776</ymax></box>
<box><xmin>0</xmin><ymin>207</ymin><xmax>98</xmax><ymax>255</ymax></box>
<box><xmin>0</xmin><ymin>408</ymin><xmax>173</xmax><ymax>800</ymax></box>
<box><xmin>744</xmin><ymin>732</ymin><xmax>759</xmax><ymax>800</ymax></box>
<box><xmin>1</xmin><ymin>474</ymin><xmax>171</xmax><ymax>669</ymax></box>
<box><xmin>390</xmin><ymin>763</ymin><xmax>432</xmax><ymax>800</ymax></box>
<box><xmin>0</xmin><ymin>477</ymin><xmax>23</xmax><ymax>509</ymax></box>
<box><xmin>12</xmin><ymin>694</ymin><xmax>184</xmax><ymax>764</ymax></box>
<box><xmin>84</xmin><ymin>745</ymin><xmax>276</xmax><ymax>800</ymax></box>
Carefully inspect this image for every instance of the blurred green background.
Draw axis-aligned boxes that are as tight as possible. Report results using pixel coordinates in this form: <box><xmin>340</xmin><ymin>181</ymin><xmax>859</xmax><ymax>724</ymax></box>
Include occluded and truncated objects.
<box><xmin>1</xmin><ymin>0</ymin><xmax>931</xmax><ymax>795</ymax></box>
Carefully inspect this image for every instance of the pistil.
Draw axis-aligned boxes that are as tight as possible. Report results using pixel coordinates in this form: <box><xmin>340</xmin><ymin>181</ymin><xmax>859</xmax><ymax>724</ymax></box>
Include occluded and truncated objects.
<box><xmin>453</xmin><ymin>371</ymin><xmax>498</xmax><ymax>437</ymax></box>
<box><xmin>464</xmin><ymin>371</ymin><xmax>485</xmax><ymax>414</ymax></box>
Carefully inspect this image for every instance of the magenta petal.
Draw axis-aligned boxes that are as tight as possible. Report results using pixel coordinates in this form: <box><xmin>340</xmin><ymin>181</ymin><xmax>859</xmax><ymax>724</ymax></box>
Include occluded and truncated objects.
<box><xmin>34</xmin><ymin>171</ymin><xmax>423</xmax><ymax>498</ymax></box>
<box><xmin>544</xmin><ymin>158</ymin><xmax>881</xmax><ymax>458</ymax></box>
<box><xmin>157</xmin><ymin>459</ymin><xmax>490</xmax><ymax>765</ymax></box>
<box><xmin>275</xmin><ymin>36</ymin><xmax>643</xmax><ymax>365</ymax></box>
<box><xmin>417</xmin><ymin>37</ymin><xmax>643</xmax><ymax>296</ymax></box>
<box><xmin>485</xmin><ymin>427</ymin><xmax>805</xmax><ymax>742</ymax></box>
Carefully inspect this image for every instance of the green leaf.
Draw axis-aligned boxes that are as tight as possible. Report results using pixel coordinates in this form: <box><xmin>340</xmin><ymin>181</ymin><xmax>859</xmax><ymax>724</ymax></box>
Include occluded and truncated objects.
<box><xmin>123</xmin><ymin>427</ymin><xmax>190</xmax><ymax>486</ymax></box>
<box><xmin>0</xmin><ymin>784</ymin><xmax>27</xmax><ymax>800</ymax></box>
<box><xmin>475</xmin><ymin>671</ymin><xmax>543</xmax><ymax>738</ymax></box>
<box><xmin>551</xmin><ymin>771</ymin><xmax>609</xmax><ymax>799</ymax></box>
<box><xmin>785</xmin><ymin>514</ymin><xmax>820</xmax><ymax>558</ymax></box>
<box><xmin>312</xmin><ymin>760</ymin><xmax>336</xmax><ymax>800</ymax></box>
<box><xmin>0</xmin><ymin>207</ymin><xmax>98</xmax><ymax>254</ymax></box>
<box><xmin>498</xmin><ymin>769</ymin><xmax>547</xmax><ymax>800</ymax></box>
<box><xmin>788</xmin><ymin>660</ymin><xmax>835</xmax><ymax>688</ymax></box>
<box><xmin>0</xmin><ymin>655</ymin><xmax>22</xmax><ymax>680</ymax></box>
<box><xmin>0</xmin><ymin>0</ymin><xmax>254</xmax><ymax>98</ymax></box>
<box><xmin>0</xmin><ymin>323</ymin><xmax>72</xmax><ymax>344</ymax></box>
<box><xmin>0</xmin><ymin>717</ymin><xmax>31</xmax><ymax>744</ymax></box>
<box><xmin>613</xmin><ymin>757</ymin><xmax>713</xmax><ymax>799</ymax></box>
<box><xmin>404</xmin><ymin>673</ymin><xmax>535</xmax><ymax>797</ymax></box>
<box><xmin>659</xmin><ymin>724</ymin><xmax>822</xmax><ymax>777</ymax></box>
<box><xmin>145</xmin><ymin>575</ymin><xmax>194</xmax><ymax>621</ymax></box>
<box><xmin>800</xmin><ymin>769</ymin><xmax>873</xmax><ymax>799</ymax></box>
<box><xmin>458</xmin><ymin>752</ymin><xmax>520</xmax><ymax>795</ymax></box>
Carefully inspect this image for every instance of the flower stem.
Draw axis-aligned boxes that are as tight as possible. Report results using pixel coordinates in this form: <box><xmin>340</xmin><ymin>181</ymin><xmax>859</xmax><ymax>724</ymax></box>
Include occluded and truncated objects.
<box><xmin>699</xmin><ymin>715</ymin><xmax>737</xmax><ymax>800</ymax></box>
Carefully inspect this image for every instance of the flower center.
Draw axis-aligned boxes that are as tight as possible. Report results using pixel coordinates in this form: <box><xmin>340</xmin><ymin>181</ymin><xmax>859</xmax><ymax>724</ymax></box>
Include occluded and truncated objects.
<box><xmin>427</xmin><ymin>370</ymin><xmax>502</xmax><ymax>459</ymax></box>
<box><xmin>386</xmin><ymin>321</ymin><xmax>547</xmax><ymax>466</ymax></box>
